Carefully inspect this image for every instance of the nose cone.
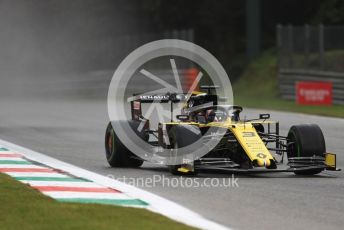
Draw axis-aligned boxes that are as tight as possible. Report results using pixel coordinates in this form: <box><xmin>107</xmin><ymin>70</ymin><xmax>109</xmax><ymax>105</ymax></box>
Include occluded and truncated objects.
<box><xmin>255</xmin><ymin>158</ymin><xmax>271</xmax><ymax>167</ymax></box>
<box><xmin>256</xmin><ymin>158</ymin><xmax>265</xmax><ymax>167</ymax></box>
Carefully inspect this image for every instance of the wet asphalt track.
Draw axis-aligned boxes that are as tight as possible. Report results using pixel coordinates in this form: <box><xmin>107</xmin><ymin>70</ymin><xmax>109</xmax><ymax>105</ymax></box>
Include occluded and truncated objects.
<box><xmin>0</xmin><ymin>97</ymin><xmax>343</xmax><ymax>230</ymax></box>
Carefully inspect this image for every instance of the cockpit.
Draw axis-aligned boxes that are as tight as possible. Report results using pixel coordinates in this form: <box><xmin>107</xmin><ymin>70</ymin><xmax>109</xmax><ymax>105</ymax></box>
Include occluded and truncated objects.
<box><xmin>192</xmin><ymin>105</ymin><xmax>242</xmax><ymax>124</ymax></box>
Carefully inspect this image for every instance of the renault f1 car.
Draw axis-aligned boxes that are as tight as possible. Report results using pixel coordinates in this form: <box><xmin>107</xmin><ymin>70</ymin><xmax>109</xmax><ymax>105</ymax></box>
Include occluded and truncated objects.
<box><xmin>105</xmin><ymin>86</ymin><xmax>339</xmax><ymax>175</ymax></box>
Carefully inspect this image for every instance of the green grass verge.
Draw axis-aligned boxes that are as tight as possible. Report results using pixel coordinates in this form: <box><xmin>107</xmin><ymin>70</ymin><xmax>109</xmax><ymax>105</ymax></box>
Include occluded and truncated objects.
<box><xmin>0</xmin><ymin>173</ymin><xmax>194</xmax><ymax>230</ymax></box>
<box><xmin>232</xmin><ymin>50</ymin><xmax>344</xmax><ymax>118</ymax></box>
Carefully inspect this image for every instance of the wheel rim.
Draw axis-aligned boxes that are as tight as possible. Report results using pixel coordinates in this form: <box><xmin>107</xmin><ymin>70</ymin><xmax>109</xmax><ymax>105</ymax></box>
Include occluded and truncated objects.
<box><xmin>106</xmin><ymin>130</ymin><xmax>115</xmax><ymax>159</ymax></box>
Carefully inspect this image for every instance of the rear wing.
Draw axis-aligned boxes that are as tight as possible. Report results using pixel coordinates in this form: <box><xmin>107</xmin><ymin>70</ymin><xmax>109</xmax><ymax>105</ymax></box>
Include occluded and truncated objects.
<box><xmin>128</xmin><ymin>93</ymin><xmax>187</xmax><ymax>120</ymax></box>
<box><xmin>127</xmin><ymin>93</ymin><xmax>187</xmax><ymax>103</ymax></box>
<box><xmin>128</xmin><ymin>89</ymin><xmax>221</xmax><ymax>121</ymax></box>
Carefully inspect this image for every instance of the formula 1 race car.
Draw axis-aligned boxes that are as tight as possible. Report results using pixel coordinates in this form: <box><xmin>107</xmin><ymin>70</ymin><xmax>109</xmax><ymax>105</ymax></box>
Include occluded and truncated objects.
<box><xmin>105</xmin><ymin>86</ymin><xmax>339</xmax><ymax>175</ymax></box>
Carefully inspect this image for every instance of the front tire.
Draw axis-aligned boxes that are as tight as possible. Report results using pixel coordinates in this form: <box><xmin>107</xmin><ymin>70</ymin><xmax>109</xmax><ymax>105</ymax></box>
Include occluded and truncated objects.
<box><xmin>287</xmin><ymin>124</ymin><xmax>326</xmax><ymax>175</ymax></box>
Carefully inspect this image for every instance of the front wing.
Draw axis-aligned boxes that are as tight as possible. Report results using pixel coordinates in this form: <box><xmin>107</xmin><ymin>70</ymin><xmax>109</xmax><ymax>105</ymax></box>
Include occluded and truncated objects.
<box><xmin>193</xmin><ymin>153</ymin><xmax>340</xmax><ymax>174</ymax></box>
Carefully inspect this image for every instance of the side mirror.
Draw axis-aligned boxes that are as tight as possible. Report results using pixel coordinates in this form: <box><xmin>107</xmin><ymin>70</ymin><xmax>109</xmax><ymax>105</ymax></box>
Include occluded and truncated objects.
<box><xmin>259</xmin><ymin>114</ymin><xmax>270</xmax><ymax>119</ymax></box>
<box><xmin>176</xmin><ymin>115</ymin><xmax>190</xmax><ymax>121</ymax></box>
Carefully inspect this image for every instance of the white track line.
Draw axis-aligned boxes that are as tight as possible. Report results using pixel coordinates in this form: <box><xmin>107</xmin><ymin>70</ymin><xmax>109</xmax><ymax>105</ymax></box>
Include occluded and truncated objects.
<box><xmin>20</xmin><ymin>181</ymin><xmax>106</xmax><ymax>188</ymax></box>
<box><xmin>0</xmin><ymin>164</ymin><xmax>47</xmax><ymax>169</ymax></box>
<box><xmin>43</xmin><ymin>192</ymin><xmax>130</xmax><ymax>200</ymax></box>
<box><xmin>0</xmin><ymin>157</ymin><xmax>27</xmax><ymax>161</ymax></box>
<box><xmin>6</xmin><ymin>172</ymin><xmax>70</xmax><ymax>177</ymax></box>
<box><xmin>0</xmin><ymin>140</ymin><xmax>230</xmax><ymax>230</ymax></box>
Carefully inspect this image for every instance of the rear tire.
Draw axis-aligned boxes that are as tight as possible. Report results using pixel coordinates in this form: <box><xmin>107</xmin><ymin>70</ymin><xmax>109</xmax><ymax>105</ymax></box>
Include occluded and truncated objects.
<box><xmin>168</xmin><ymin>125</ymin><xmax>201</xmax><ymax>175</ymax></box>
<box><xmin>105</xmin><ymin>121</ymin><xmax>146</xmax><ymax>167</ymax></box>
<box><xmin>287</xmin><ymin>124</ymin><xmax>325</xmax><ymax>175</ymax></box>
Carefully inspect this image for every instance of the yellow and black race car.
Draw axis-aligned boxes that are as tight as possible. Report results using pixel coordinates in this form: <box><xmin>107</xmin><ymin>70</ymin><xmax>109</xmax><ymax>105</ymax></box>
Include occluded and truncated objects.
<box><xmin>105</xmin><ymin>86</ymin><xmax>340</xmax><ymax>175</ymax></box>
